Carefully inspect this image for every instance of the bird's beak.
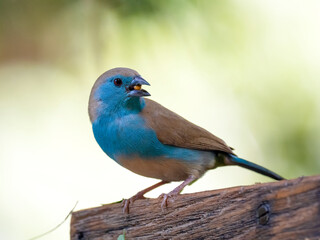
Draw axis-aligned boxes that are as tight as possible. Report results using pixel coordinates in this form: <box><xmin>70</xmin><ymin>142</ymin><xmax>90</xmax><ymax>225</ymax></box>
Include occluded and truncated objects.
<box><xmin>127</xmin><ymin>76</ymin><xmax>151</xmax><ymax>97</ymax></box>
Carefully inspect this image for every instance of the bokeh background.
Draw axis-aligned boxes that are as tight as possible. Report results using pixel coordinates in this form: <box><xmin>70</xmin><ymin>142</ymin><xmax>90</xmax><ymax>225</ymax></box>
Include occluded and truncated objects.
<box><xmin>1</xmin><ymin>0</ymin><xmax>320</xmax><ymax>239</ymax></box>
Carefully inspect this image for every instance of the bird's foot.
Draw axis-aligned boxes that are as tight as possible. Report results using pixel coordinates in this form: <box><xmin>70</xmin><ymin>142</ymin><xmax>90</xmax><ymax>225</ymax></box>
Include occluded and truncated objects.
<box><xmin>122</xmin><ymin>193</ymin><xmax>146</xmax><ymax>214</ymax></box>
<box><xmin>158</xmin><ymin>176</ymin><xmax>197</xmax><ymax>211</ymax></box>
<box><xmin>122</xmin><ymin>180</ymin><xmax>169</xmax><ymax>214</ymax></box>
<box><xmin>158</xmin><ymin>192</ymin><xmax>178</xmax><ymax>210</ymax></box>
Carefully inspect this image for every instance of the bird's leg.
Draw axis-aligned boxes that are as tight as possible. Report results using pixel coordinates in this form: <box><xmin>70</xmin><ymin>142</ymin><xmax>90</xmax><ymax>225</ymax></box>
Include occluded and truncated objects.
<box><xmin>123</xmin><ymin>180</ymin><xmax>169</xmax><ymax>213</ymax></box>
<box><xmin>160</xmin><ymin>175</ymin><xmax>197</xmax><ymax>209</ymax></box>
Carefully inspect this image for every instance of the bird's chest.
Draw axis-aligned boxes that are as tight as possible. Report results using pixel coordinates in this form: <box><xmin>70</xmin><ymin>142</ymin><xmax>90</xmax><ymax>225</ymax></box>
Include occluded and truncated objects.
<box><xmin>92</xmin><ymin>114</ymin><xmax>159</xmax><ymax>160</ymax></box>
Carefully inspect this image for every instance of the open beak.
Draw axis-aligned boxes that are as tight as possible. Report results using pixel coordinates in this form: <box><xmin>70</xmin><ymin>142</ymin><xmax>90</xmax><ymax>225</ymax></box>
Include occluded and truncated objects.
<box><xmin>127</xmin><ymin>76</ymin><xmax>151</xmax><ymax>97</ymax></box>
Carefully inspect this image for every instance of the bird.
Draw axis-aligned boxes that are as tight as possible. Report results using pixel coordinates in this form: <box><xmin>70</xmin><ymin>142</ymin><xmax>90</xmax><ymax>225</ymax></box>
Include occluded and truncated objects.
<box><xmin>88</xmin><ymin>67</ymin><xmax>284</xmax><ymax>213</ymax></box>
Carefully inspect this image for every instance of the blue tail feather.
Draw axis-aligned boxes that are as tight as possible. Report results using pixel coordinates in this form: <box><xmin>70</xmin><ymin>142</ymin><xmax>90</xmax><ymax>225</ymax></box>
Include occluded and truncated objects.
<box><xmin>229</xmin><ymin>155</ymin><xmax>284</xmax><ymax>181</ymax></box>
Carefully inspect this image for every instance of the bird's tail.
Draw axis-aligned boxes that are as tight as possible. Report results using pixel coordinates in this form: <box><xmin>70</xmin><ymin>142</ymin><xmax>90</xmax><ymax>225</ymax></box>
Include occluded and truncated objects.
<box><xmin>225</xmin><ymin>154</ymin><xmax>285</xmax><ymax>181</ymax></box>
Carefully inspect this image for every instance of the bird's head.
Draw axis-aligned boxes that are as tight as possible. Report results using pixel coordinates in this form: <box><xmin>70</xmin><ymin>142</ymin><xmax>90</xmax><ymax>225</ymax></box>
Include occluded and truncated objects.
<box><xmin>88</xmin><ymin>67</ymin><xmax>150</xmax><ymax>122</ymax></box>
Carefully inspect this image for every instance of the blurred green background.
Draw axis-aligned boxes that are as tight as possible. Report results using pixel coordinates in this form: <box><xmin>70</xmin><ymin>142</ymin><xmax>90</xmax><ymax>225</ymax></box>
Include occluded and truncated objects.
<box><xmin>1</xmin><ymin>0</ymin><xmax>320</xmax><ymax>239</ymax></box>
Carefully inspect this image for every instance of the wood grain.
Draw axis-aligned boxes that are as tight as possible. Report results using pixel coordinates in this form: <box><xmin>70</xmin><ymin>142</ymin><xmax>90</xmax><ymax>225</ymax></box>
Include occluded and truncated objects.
<box><xmin>70</xmin><ymin>175</ymin><xmax>320</xmax><ymax>240</ymax></box>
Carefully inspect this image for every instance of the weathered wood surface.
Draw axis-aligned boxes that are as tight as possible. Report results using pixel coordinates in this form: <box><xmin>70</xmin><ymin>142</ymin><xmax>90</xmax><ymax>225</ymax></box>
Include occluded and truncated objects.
<box><xmin>71</xmin><ymin>175</ymin><xmax>320</xmax><ymax>240</ymax></box>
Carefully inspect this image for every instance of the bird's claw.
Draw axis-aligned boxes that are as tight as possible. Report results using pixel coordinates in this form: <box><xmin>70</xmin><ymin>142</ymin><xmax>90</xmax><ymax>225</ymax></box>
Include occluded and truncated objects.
<box><xmin>159</xmin><ymin>193</ymin><xmax>168</xmax><ymax>210</ymax></box>
<box><xmin>159</xmin><ymin>193</ymin><xmax>175</xmax><ymax>210</ymax></box>
<box><xmin>122</xmin><ymin>199</ymin><xmax>131</xmax><ymax>214</ymax></box>
<box><xmin>122</xmin><ymin>194</ymin><xmax>146</xmax><ymax>214</ymax></box>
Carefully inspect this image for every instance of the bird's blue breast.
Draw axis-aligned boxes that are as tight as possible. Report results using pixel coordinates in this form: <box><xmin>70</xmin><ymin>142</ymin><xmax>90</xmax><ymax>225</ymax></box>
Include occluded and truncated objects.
<box><xmin>93</xmin><ymin>112</ymin><xmax>160</xmax><ymax>160</ymax></box>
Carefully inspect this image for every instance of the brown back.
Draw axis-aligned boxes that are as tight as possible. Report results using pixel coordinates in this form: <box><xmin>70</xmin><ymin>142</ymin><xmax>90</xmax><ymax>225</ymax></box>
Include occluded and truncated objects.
<box><xmin>141</xmin><ymin>99</ymin><xmax>234</xmax><ymax>154</ymax></box>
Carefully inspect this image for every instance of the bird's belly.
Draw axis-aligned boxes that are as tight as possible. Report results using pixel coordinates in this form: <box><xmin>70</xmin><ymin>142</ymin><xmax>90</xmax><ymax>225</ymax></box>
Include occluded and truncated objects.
<box><xmin>118</xmin><ymin>156</ymin><xmax>196</xmax><ymax>182</ymax></box>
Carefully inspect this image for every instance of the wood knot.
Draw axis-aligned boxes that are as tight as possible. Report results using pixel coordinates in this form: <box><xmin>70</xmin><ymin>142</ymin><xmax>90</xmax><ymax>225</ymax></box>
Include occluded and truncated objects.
<box><xmin>257</xmin><ymin>203</ymin><xmax>270</xmax><ymax>225</ymax></box>
<box><xmin>76</xmin><ymin>231</ymin><xmax>84</xmax><ymax>240</ymax></box>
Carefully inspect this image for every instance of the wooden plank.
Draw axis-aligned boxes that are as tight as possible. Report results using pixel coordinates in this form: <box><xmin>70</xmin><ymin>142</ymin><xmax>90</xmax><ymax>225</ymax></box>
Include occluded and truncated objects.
<box><xmin>70</xmin><ymin>175</ymin><xmax>320</xmax><ymax>240</ymax></box>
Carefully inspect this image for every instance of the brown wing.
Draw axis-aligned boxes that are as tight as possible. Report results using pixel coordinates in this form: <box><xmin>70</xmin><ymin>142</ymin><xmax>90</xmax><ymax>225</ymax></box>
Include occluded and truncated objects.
<box><xmin>141</xmin><ymin>99</ymin><xmax>235</xmax><ymax>154</ymax></box>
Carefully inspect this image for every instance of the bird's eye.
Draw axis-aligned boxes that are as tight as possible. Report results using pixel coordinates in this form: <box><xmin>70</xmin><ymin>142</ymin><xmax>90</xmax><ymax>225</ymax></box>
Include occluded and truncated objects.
<box><xmin>113</xmin><ymin>78</ymin><xmax>122</xmax><ymax>87</ymax></box>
